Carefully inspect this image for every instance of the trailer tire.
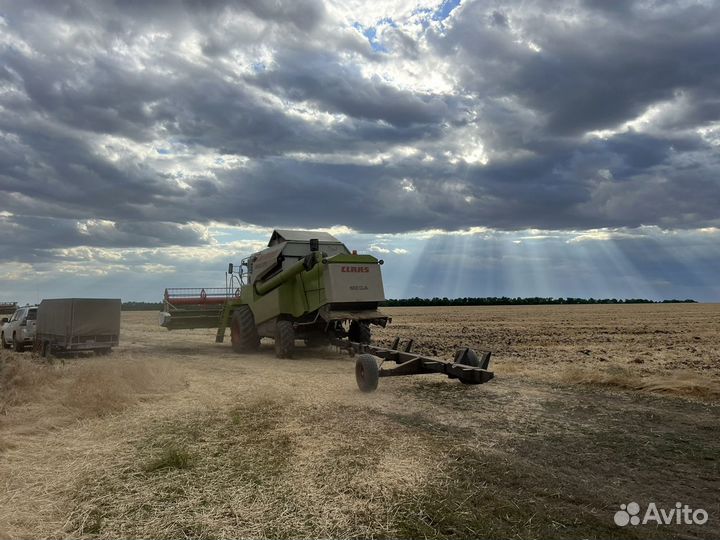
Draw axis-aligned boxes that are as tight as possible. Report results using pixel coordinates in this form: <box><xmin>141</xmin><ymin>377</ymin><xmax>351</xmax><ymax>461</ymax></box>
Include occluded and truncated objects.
<box><xmin>231</xmin><ymin>306</ymin><xmax>260</xmax><ymax>353</ymax></box>
<box><xmin>355</xmin><ymin>354</ymin><xmax>379</xmax><ymax>393</ymax></box>
<box><xmin>13</xmin><ymin>334</ymin><xmax>24</xmax><ymax>353</ymax></box>
<box><xmin>349</xmin><ymin>321</ymin><xmax>371</xmax><ymax>344</ymax></box>
<box><xmin>1</xmin><ymin>333</ymin><xmax>9</xmax><ymax>349</ymax></box>
<box><xmin>41</xmin><ymin>340</ymin><xmax>52</xmax><ymax>359</ymax></box>
<box><xmin>275</xmin><ymin>320</ymin><xmax>295</xmax><ymax>359</ymax></box>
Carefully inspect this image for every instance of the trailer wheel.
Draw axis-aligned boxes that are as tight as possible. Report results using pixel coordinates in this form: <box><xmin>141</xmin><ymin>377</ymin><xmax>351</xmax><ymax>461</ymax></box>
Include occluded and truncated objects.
<box><xmin>0</xmin><ymin>333</ymin><xmax>9</xmax><ymax>349</ymax></box>
<box><xmin>349</xmin><ymin>321</ymin><xmax>371</xmax><ymax>344</ymax></box>
<box><xmin>41</xmin><ymin>340</ymin><xmax>52</xmax><ymax>359</ymax></box>
<box><xmin>13</xmin><ymin>334</ymin><xmax>24</xmax><ymax>353</ymax></box>
<box><xmin>355</xmin><ymin>354</ymin><xmax>379</xmax><ymax>392</ymax></box>
<box><xmin>231</xmin><ymin>306</ymin><xmax>260</xmax><ymax>353</ymax></box>
<box><xmin>275</xmin><ymin>320</ymin><xmax>295</xmax><ymax>359</ymax></box>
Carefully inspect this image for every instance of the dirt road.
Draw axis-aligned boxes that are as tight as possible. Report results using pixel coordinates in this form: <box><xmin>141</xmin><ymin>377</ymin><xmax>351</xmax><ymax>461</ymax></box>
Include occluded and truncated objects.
<box><xmin>1</xmin><ymin>305</ymin><xmax>718</xmax><ymax>539</ymax></box>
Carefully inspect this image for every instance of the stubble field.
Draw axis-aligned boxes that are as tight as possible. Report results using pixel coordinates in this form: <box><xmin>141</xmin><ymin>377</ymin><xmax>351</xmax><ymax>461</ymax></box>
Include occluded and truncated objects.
<box><xmin>1</xmin><ymin>304</ymin><xmax>718</xmax><ymax>539</ymax></box>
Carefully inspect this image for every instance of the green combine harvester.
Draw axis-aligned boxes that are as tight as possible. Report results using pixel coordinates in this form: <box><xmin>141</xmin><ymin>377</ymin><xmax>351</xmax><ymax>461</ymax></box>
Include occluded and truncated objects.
<box><xmin>161</xmin><ymin>229</ymin><xmax>493</xmax><ymax>392</ymax></box>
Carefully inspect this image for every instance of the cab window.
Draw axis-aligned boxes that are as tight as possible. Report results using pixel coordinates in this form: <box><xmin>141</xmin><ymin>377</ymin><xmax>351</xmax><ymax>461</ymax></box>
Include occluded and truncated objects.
<box><xmin>27</xmin><ymin>309</ymin><xmax>37</xmax><ymax>321</ymax></box>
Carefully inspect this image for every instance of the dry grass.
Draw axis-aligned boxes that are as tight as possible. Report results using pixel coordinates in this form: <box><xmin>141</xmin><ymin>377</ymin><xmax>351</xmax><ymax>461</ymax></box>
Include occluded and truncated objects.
<box><xmin>142</xmin><ymin>443</ymin><xmax>195</xmax><ymax>472</ymax></box>
<box><xmin>0</xmin><ymin>353</ymin><xmax>62</xmax><ymax>412</ymax></box>
<box><xmin>1</xmin><ymin>308</ymin><xmax>719</xmax><ymax>539</ymax></box>
<box><xmin>64</xmin><ymin>397</ymin><xmax>301</xmax><ymax>538</ymax></box>
<box><xmin>61</xmin><ymin>358</ymin><xmax>183</xmax><ymax>417</ymax></box>
<box><xmin>59</xmin><ymin>397</ymin><xmax>589</xmax><ymax>539</ymax></box>
<box><xmin>0</xmin><ymin>350</ymin><xmax>185</xmax><ymax>444</ymax></box>
<box><xmin>58</xmin><ymin>390</ymin><xmax>718</xmax><ymax>539</ymax></box>
<box><xmin>560</xmin><ymin>366</ymin><xmax>720</xmax><ymax>400</ymax></box>
<box><xmin>0</xmin><ymin>348</ymin><xmax>188</xmax><ymax>539</ymax></box>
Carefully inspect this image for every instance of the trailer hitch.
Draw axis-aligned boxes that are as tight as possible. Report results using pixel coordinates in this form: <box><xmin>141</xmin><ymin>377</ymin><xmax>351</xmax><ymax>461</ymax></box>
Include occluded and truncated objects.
<box><xmin>332</xmin><ymin>338</ymin><xmax>494</xmax><ymax>392</ymax></box>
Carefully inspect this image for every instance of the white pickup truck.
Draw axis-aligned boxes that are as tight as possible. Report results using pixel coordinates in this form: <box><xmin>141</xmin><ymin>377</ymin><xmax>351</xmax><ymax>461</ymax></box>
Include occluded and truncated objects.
<box><xmin>1</xmin><ymin>305</ymin><xmax>38</xmax><ymax>352</ymax></box>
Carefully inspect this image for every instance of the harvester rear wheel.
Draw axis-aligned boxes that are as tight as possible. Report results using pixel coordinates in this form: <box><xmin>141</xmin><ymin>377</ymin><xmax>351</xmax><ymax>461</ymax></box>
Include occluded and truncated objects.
<box><xmin>231</xmin><ymin>306</ymin><xmax>260</xmax><ymax>353</ymax></box>
<box><xmin>275</xmin><ymin>320</ymin><xmax>295</xmax><ymax>359</ymax></box>
<box><xmin>348</xmin><ymin>321</ymin><xmax>371</xmax><ymax>344</ymax></box>
<box><xmin>355</xmin><ymin>354</ymin><xmax>379</xmax><ymax>392</ymax></box>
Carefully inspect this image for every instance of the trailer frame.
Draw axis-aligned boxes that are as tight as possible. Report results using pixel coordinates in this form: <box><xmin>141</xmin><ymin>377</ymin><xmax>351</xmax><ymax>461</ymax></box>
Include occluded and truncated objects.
<box><xmin>332</xmin><ymin>337</ymin><xmax>494</xmax><ymax>392</ymax></box>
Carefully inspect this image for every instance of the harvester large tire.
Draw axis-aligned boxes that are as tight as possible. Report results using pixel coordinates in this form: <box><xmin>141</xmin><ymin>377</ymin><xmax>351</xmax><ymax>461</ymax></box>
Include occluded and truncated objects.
<box><xmin>349</xmin><ymin>321</ymin><xmax>371</xmax><ymax>344</ymax></box>
<box><xmin>275</xmin><ymin>320</ymin><xmax>295</xmax><ymax>359</ymax></box>
<box><xmin>231</xmin><ymin>306</ymin><xmax>260</xmax><ymax>353</ymax></box>
<box><xmin>355</xmin><ymin>354</ymin><xmax>379</xmax><ymax>392</ymax></box>
<box><xmin>1</xmin><ymin>333</ymin><xmax>10</xmax><ymax>349</ymax></box>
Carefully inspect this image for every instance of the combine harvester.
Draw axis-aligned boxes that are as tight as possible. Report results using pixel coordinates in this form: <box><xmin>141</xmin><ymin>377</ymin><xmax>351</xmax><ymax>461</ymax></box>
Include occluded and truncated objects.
<box><xmin>161</xmin><ymin>230</ymin><xmax>493</xmax><ymax>392</ymax></box>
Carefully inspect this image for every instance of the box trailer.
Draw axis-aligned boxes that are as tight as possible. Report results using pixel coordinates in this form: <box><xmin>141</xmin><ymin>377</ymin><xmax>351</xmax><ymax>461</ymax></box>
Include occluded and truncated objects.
<box><xmin>35</xmin><ymin>298</ymin><xmax>121</xmax><ymax>357</ymax></box>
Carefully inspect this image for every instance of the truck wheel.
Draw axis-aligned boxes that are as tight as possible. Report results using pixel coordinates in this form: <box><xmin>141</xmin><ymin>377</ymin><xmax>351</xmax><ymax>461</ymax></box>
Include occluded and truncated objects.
<box><xmin>274</xmin><ymin>320</ymin><xmax>295</xmax><ymax>359</ymax></box>
<box><xmin>231</xmin><ymin>306</ymin><xmax>260</xmax><ymax>353</ymax></box>
<box><xmin>349</xmin><ymin>321</ymin><xmax>371</xmax><ymax>344</ymax></box>
<box><xmin>13</xmin><ymin>334</ymin><xmax>24</xmax><ymax>353</ymax></box>
<box><xmin>355</xmin><ymin>354</ymin><xmax>379</xmax><ymax>392</ymax></box>
<box><xmin>1</xmin><ymin>333</ymin><xmax>9</xmax><ymax>349</ymax></box>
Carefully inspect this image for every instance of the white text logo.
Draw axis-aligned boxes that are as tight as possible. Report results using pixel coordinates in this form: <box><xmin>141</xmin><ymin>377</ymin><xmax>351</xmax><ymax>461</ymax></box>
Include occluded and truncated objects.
<box><xmin>614</xmin><ymin>502</ymin><xmax>708</xmax><ymax>527</ymax></box>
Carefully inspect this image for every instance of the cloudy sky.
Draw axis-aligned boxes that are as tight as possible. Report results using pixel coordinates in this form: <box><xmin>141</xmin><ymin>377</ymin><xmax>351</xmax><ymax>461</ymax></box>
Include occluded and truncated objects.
<box><xmin>1</xmin><ymin>0</ymin><xmax>719</xmax><ymax>303</ymax></box>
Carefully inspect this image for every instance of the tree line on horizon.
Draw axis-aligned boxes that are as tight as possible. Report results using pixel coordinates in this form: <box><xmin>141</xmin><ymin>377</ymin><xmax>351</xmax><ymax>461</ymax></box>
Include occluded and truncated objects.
<box><xmin>121</xmin><ymin>297</ymin><xmax>697</xmax><ymax>311</ymax></box>
<box><xmin>381</xmin><ymin>296</ymin><xmax>697</xmax><ymax>306</ymax></box>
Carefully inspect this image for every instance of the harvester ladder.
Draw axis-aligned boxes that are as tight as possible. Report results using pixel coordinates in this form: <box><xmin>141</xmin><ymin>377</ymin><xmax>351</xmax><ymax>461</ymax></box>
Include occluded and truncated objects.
<box><xmin>215</xmin><ymin>303</ymin><xmax>233</xmax><ymax>343</ymax></box>
<box><xmin>215</xmin><ymin>263</ymin><xmax>247</xmax><ymax>343</ymax></box>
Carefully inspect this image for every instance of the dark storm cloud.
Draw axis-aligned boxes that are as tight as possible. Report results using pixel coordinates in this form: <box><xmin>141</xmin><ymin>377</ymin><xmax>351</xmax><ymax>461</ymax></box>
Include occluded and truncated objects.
<box><xmin>0</xmin><ymin>113</ymin><xmax>185</xmax><ymax>221</ymax></box>
<box><xmin>438</xmin><ymin>0</ymin><xmax>720</xmax><ymax>137</ymax></box>
<box><xmin>1</xmin><ymin>49</ymin><xmax>159</xmax><ymax>141</ymax></box>
<box><xmin>249</xmin><ymin>49</ymin><xmax>462</xmax><ymax>128</ymax></box>
<box><xmin>0</xmin><ymin>214</ymin><xmax>208</xmax><ymax>263</ymax></box>
<box><xmin>21</xmin><ymin>0</ymin><xmax>325</xmax><ymax>33</ymax></box>
<box><xmin>466</xmin><ymin>132</ymin><xmax>720</xmax><ymax>230</ymax></box>
<box><xmin>0</xmin><ymin>0</ymin><xmax>719</xmax><ymax>256</ymax></box>
<box><xmin>189</xmin><ymin>130</ymin><xmax>718</xmax><ymax>233</ymax></box>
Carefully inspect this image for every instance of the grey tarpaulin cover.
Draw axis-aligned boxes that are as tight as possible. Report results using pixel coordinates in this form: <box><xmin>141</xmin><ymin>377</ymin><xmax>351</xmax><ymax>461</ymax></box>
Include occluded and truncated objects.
<box><xmin>37</xmin><ymin>298</ymin><xmax>121</xmax><ymax>341</ymax></box>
